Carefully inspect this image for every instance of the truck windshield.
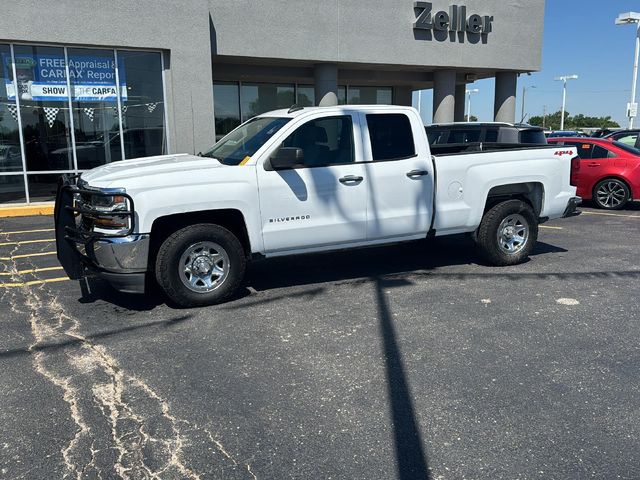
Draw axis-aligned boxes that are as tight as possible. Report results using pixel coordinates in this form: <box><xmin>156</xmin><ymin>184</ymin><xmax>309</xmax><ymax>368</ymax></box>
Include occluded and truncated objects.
<box><xmin>202</xmin><ymin>117</ymin><xmax>291</xmax><ymax>165</ymax></box>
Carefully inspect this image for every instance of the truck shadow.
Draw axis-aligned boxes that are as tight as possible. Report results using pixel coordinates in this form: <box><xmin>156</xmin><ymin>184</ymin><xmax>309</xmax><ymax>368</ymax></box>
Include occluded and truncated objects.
<box><xmin>245</xmin><ymin>235</ymin><xmax>567</xmax><ymax>292</ymax></box>
<box><xmin>77</xmin><ymin>236</ymin><xmax>567</xmax><ymax>311</ymax></box>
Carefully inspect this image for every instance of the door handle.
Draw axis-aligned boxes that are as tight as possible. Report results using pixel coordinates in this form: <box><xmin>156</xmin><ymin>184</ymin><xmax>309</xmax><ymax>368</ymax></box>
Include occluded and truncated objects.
<box><xmin>339</xmin><ymin>175</ymin><xmax>364</xmax><ymax>184</ymax></box>
<box><xmin>587</xmin><ymin>162</ymin><xmax>601</xmax><ymax>167</ymax></box>
<box><xmin>406</xmin><ymin>169</ymin><xmax>429</xmax><ymax>178</ymax></box>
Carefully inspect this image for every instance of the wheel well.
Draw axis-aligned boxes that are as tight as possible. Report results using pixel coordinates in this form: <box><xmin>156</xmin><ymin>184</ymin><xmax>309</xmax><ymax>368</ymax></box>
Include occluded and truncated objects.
<box><xmin>149</xmin><ymin>210</ymin><xmax>251</xmax><ymax>269</ymax></box>
<box><xmin>484</xmin><ymin>182</ymin><xmax>544</xmax><ymax>216</ymax></box>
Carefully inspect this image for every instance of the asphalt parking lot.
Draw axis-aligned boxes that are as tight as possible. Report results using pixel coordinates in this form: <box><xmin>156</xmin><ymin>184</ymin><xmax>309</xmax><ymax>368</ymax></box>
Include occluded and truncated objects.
<box><xmin>1</xmin><ymin>204</ymin><xmax>639</xmax><ymax>479</ymax></box>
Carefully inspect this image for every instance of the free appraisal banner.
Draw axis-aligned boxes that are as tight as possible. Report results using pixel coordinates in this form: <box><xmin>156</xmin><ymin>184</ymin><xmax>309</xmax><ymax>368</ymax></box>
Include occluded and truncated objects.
<box><xmin>2</xmin><ymin>52</ymin><xmax>127</xmax><ymax>102</ymax></box>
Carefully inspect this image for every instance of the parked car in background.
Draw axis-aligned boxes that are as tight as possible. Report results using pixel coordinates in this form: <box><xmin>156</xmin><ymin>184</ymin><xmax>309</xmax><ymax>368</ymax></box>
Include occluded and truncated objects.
<box><xmin>0</xmin><ymin>144</ymin><xmax>22</xmax><ymax>171</ymax></box>
<box><xmin>547</xmin><ymin>130</ymin><xmax>584</xmax><ymax>138</ymax></box>
<box><xmin>591</xmin><ymin>128</ymin><xmax>620</xmax><ymax>138</ymax></box>
<box><xmin>426</xmin><ymin>122</ymin><xmax>547</xmax><ymax>147</ymax></box>
<box><xmin>603</xmin><ymin>129</ymin><xmax>640</xmax><ymax>149</ymax></box>
<box><xmin>548</xmin><ymin>137</ymin><xmax>640</xmax><ymax>210</ymax></box>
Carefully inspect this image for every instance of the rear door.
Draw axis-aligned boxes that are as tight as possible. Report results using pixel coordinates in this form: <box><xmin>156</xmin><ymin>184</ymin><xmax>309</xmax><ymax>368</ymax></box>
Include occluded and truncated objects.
<box><xmin>362</xmin><ymin>111</ymin><xmax>434</xmax><ymax>240</ymax></box>
<box><xmin>257</xmin><ymin>112</ymin><xmax>368</xmax><ymax>253</ymax></box>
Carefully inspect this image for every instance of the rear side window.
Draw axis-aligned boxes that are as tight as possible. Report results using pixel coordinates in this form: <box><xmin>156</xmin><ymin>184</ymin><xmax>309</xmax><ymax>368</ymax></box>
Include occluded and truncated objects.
<box><xmin>366</xmin><ymin>114</ymin><xmax>416</xmax><ymax>161</ymax></box>
<box><xmin>484</xmin><ymin>128</ymin><xmax>499</xmax><ymax>142</ymax></box>
<box><xmin>448</xmin><ymin>129</ymin><xmax>481</xmax><ymax>144</ymax></box>
<box><xmin>566</xmin><ymin>142</ymin><xmax>594</xmax><ymax>159</ymax></box>
<box><xmin>591</xmin><ymin>145</ymin><xmax>616</xmax><ymax>159</ymax></box>
<box><xmin>426</xmin><ymin>128</ymin><xmax>447</xmax><ymax>145</ymax></box>
<box><xmin>519</xmin><ymin>130</ymin><xmax>547</xmax><ymax>144</ymax></box>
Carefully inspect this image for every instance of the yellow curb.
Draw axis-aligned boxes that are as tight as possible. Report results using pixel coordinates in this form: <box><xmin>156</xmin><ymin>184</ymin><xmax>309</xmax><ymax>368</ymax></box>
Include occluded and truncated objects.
<box><xmin>0</xmin><ymin>204</ymin><xmax>54</xmax><ymax>218</ymax></box>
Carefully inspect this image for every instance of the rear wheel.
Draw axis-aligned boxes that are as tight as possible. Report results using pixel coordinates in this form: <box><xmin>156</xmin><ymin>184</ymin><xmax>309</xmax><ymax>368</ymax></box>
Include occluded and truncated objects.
<box><xmin>155</xmin><ymin>224</ymin><xmax>246</xmax><ymax>307</ymax></box>
<box><xmin>593</xmin><ymin>178</ymin><xmax>630</xmax><ymax>210</ymax></box>
<box><xmin>475</xmin><ymin>199</ymin><xmax>538</xmax><ymax>266</ymax></box>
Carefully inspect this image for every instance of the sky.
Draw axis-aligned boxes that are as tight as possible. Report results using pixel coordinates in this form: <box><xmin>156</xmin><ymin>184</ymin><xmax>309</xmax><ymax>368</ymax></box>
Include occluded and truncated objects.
<box><xmin>413</xmin><ymin>0</ymin><xmax>640</xmax><ymax>126</ymax></box>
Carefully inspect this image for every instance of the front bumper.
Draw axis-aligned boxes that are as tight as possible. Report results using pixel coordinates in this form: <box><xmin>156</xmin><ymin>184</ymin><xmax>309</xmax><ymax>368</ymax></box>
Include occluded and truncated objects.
<box><xmin>54</xmin><ymin>175</ymin><xmax>149</xmax><ymax>294</ymax></box>
<box><xmin>563</xmin><ymin>196</ymin><xmax>582</xmax><ymax>218</ymax></box>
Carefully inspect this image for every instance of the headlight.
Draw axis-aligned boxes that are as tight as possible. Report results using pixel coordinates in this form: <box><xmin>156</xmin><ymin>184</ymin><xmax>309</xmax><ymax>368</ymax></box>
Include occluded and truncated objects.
<box><xmin>88</xmin><ymin>194</ymin><xmax>131</xmax><ymax>231</ymax></box>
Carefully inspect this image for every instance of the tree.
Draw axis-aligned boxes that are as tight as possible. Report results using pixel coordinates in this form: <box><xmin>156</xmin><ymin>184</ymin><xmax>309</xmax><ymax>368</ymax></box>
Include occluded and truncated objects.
<box><xmin>529</xmin><ymin>111</ymin><xmax>619</xmax><ymax>131</ymax></box>
<box><xmin>468</xmin><ymin>115</ymin><xmax>478</xmax><ymax>122</ymax></box>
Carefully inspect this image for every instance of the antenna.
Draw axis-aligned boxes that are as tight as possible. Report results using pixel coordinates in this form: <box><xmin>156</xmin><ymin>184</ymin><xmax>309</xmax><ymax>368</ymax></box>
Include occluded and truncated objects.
<box><xmin>288</xmin><ymin>105</ymin><xmax>304</xmax><ymax>114</ymax></box>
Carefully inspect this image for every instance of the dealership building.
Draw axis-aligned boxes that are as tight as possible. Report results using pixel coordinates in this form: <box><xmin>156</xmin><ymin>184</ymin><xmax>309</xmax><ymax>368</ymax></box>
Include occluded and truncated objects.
<box><xmin>0</xmin><ymin>0</ymin><xmax>544</xmax><ymax>207</ymax></box>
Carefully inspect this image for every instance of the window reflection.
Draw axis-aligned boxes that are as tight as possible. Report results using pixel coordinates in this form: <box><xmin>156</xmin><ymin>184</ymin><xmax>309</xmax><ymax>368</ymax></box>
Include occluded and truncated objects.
<box><xmin>347</xmin><ymin>86</ymin><xmax>393</xmax><ymax>105</ymax></box>
<box><xmin>12</xmin><ymin>45</ymin><xmax>74</xmax><ymax>171</ymax></box>
<box><xmin>0</xmin><ymin>44</ymin><xmax>22</xmax><ymax>174</ymax></box>
<box><xmin>118</xmin><ymin>51</ymin><xmax>166</xmax><ymax>159</ymax></box>
<box><xmin>68</xmin><ymin>48</ymin><xmax>123</xmax><ymax>169</ymax></box>
<box><xmin>213</xmin><ymin>82</ymin><xmax>240</xmax><ymax>141</ymax></box>
<box><xmin>241</xmin><ymin>83</ymin><xmax>294</xmax><ymax>122</ymax></box>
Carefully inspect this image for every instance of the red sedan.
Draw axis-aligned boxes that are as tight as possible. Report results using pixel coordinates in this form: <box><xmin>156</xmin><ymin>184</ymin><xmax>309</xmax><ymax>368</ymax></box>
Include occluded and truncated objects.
<box><xmin>548</xmin><ymin>137</ymin><xmax>640</xmax><ymax>210</ymax></box>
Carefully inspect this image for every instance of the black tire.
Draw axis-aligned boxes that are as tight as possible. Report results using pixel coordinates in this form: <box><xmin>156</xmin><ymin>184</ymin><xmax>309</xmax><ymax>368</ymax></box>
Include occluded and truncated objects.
<box><xmin>475</xmin><ymin>199</ymin><xmax>538</xmax><ymax>266</ymax></box>
<box><xmin>593</xmin><ymin>178</ymin><xmax>630</xmax><ymax>210</ymax></box>
<box><xmin>155</xmin><ymin>224</ymin><xmax>246</xmax><ymax>307</ymax></box>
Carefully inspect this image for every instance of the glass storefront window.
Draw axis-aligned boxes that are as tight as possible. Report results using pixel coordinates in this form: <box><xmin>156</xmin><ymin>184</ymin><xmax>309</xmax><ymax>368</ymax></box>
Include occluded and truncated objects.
<box><xmin>118</xmin><ymin>51</ymin><xmax>166</xmax><ymax>159</ymax></box>
<box><xmin>12</xmin><ymin>45</ymin><xmax>74</xmax><ymax>172</ymax></box>
<box><xmin>213</xmin><ymin>82</ymin><xmax>240</xmax><ymax>141</ymax></box>
<box><xmin>0</xmin><ymin>44</ymin><xmax>22</xmax><ymax>174</ymax></box>
<box><xmin>27</xmin><ymin>173</ymin><xmax>60</xmax><ymax>202</ymax></box>
<box><xmin>68</xmin><ymin>48</ymin><xmax>123</xmax><ymax>169</ymax></box>
<box><xmin>296</xmin><ymin>85</ymin><xmax>315</xmax><ymax>107</ymax></box>
<box><xmin>347</xmin><ymin>86</ymin><xmax>393</xmax><ymax>105</ymax></box>
<box><xmin>0</xmin><ymin>44</ymin><xmax>168</xmax><ymax>206</ymax></box>
<box><xmin>0</xmin><ymin>175</ymin><xmax>26</xmax><ymax>204</ymax></box>
<box><xmin>240</xmin><ymin>83</ymin><xmax>294</xmax><ymax>122</ymax></box>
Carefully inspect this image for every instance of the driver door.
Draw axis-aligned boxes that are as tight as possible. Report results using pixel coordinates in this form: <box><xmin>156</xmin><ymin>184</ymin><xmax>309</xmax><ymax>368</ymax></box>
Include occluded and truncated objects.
<box><xmin>256</xmin><ymin>113</ymin><xmax>368</xmax><ymax>254</ymax></box>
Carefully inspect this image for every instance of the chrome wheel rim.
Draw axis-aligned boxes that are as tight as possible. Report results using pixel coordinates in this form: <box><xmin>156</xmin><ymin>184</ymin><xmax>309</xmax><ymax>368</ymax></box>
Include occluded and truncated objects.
<box><xmin>497</xmin><ymin>214</ymin><xmax>529</xmax><ymax>254</ymax></box>
<box><xmin>596</xmin><ymin>181</ymin><xmax>626</xmax><ymax>208</ymax></box>
<box><xmin>179</xmin><ymin>242</ymin><xmax>230</xmax><ymax>293</ymax></box>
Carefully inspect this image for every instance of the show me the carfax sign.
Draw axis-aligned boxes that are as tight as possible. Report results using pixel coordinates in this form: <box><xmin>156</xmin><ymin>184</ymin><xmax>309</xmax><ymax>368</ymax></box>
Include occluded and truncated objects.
<box><xmin>3</xmin><ymin>52</ymin><xmax>127</xmax><ymax>102</ymax></box>
<box><xmin>413</xmin><ymin>2</ymin><xmax>494</xmax><ymax>35</ymax></box>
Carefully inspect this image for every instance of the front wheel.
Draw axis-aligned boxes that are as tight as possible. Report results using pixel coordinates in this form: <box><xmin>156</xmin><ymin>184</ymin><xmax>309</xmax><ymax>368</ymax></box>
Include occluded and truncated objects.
<box><xmin>155</xmin><ymin>224</ymin><xmax>246</xmax><ymax>307</ymax></box>
<box><xmin>475</xmin><ymin>199</ymin><xmax>538</xmax><ymax>266</ymax></box>
<box><xmin>593</xmin><ymin>178</ymin><xmax>630</xmax><ymax>210</ymax></box>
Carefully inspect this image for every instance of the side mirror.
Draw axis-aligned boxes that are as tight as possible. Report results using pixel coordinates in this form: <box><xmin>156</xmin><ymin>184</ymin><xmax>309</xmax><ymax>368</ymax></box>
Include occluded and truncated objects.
<box><xmin>270</xmin><ymin>147</ymin><xmax>304</xmax><ymax>170</ymax></box>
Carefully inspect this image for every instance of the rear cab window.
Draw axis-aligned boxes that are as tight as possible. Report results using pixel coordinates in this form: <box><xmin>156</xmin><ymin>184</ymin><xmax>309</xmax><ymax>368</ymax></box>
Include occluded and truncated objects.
<box><xmin>366</xmin><ymin>113</ymin><xmax>416</xmax><ymax>161</ymax></box>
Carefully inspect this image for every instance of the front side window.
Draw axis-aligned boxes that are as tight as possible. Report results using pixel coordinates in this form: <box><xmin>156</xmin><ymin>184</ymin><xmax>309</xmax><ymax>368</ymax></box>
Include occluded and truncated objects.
<box><xmin>366</xmin><ymin>114</ymin><xmax>415</xmax><ymax>161</ymax></box>
<box><xmin>280</xmin><ymin>115</ymin><xmax>354</xmax><ymax>167</ymax></box>
<box><xmin>613</xmin><ymin>133</ymin><xmax>638</xmax><ymax>147</ymax></box>
<box><xmin>202</xmin><ymin>116</ymin><xmax>290</xmax><ymax>165</ymax></box>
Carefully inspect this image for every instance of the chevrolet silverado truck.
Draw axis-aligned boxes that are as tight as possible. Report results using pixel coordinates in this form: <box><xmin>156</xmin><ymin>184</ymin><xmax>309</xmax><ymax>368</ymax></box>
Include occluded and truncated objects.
<box><xmin>55</xmin><ymin>106</ymin><xmax>581</xmax><ymax>307</ymax></box>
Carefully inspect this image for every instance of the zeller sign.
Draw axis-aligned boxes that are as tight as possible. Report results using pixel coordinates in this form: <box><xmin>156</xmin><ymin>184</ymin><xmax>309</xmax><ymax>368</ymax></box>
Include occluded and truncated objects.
<box><xmin>414</xmin><ymin>2</ymin><xmax>493</xmax><ymax>35</ymax></box>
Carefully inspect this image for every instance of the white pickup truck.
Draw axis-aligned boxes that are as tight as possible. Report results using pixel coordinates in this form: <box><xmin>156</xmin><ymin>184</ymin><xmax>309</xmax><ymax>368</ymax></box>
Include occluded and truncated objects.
<box><xmin>55</xmin><ymin>106</ymin><xmax>581</xmax><ymax>307</ymax></box>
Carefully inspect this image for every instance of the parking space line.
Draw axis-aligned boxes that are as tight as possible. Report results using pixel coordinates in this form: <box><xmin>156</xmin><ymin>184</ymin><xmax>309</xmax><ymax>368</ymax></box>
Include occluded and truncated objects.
<box><xmin>0</xmin><ymin>251</ymin><xmax>57</xmax><ymax>261</ymax></box>
<box><xmin>0</xmin><ymin>238</ymin><xmax>55</xmax><ymax>246</ymax></box>
<box><xmin>0</xmin><ymin>266</ymin><xmax>64</xmax><ymax>276</ymax></box>
<box><xmin>582</xmin><ymin>211</ymin><xmax>640</xmax><ymax>219</ymax></box>
<box><xmin>0</xmin><ymin>277</ymin><xmax>70</xmax><ymax>288</ymax></box>
<box><xmin>540</xmin><ymin>225</ymin><xmax>563</xmax><ymax>230</ymax></box>
<box><xmin>0</xmin><ymin>228</ymin><xmax>55</xmax><ymax>235</ymax></box>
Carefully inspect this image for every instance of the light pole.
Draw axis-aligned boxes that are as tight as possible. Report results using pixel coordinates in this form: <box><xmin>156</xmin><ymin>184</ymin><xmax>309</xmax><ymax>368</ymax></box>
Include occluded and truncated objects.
<box><xmin>520</xmin><ymin>85</ymin><xmax>536</xmax><ymax>123</ymax></box>
<box><xmin>615</xmin><ymin>12</ymin><xmax>640</xmax><ymax>129</ymax></box>
<box><xmin>466</xmin><ymin>88</ymin><xmax>479</xmax><ymax>122</ymax></box>
<box><xmin>554</xmin><ymin>75</ymin><xmax>578</xmax><ymax>131</ymax></box>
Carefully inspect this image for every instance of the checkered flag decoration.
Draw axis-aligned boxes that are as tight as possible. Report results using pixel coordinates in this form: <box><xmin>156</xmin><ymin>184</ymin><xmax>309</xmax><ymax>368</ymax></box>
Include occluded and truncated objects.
<box><xmin>6</xmin><ymin>104</ymin><xmax>18</xmax><ymax>122</ymax></box>
<box><xmin>43</xmin><ymin>107</ymin><xmax>60</xmax><ymax>128</ymax></box>
<box><xmin>83</xmin><ymin>107</ymin><xmax>95</xmax><ymax>122</ymax></box>
<box><xmin>146</xmin><ymin>102</ymin><xmax>159</xmax><ymax>113</ymax></box>
<box><xmin>112</xmin><ymin>105</ymin><xmax>127</xmax><ymax>115</ymax></box>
